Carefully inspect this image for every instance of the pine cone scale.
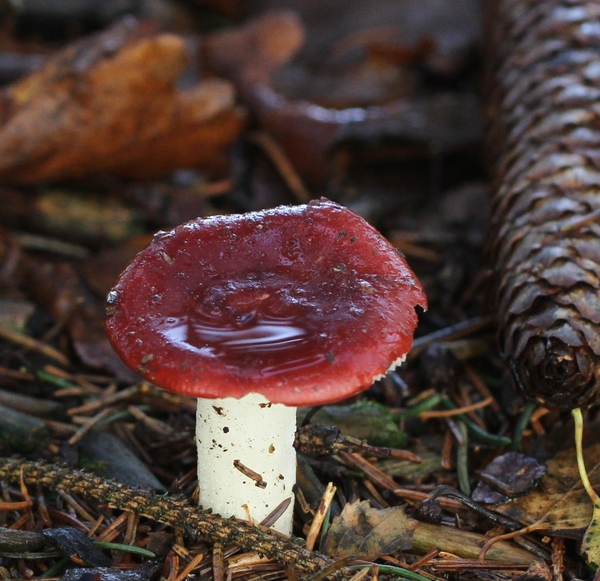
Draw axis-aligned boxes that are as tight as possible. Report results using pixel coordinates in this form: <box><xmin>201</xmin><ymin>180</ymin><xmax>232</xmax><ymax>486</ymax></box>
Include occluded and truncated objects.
<box><xmin>486</xmin><ymin>0</ymin><xmax>600</xmax><ymax>408</ymax></box>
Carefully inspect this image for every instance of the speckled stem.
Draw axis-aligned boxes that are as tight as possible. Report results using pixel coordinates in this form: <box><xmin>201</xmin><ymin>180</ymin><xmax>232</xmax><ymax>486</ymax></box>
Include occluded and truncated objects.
<box><xmin>0</xmin><ymin>458</ymin><xmax>350</xmax><ymax>580</ymax></box>
<box><xmin>196</xmin><ymin>393</ymin><xmax>296</xmax><ymax>535</ymax></box>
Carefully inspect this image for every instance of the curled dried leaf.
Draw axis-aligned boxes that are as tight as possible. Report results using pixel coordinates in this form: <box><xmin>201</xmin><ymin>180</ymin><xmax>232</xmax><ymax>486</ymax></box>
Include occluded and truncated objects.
<box><xmin>0</xmin><ymin>18</ymin><xmax>245</xmax><ymax>183</ymax></box>
<box><xmin>323</xmin><ymin>500</ymin><xmax>417</xmax><ymax>559</ymax></box>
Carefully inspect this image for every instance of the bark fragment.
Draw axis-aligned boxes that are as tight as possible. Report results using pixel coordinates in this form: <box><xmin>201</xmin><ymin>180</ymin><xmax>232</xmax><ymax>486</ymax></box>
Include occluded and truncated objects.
<box><xmin>486</xmin><ymin>0</ymin><xmax>600</xmax><ymax>408</ymax></box>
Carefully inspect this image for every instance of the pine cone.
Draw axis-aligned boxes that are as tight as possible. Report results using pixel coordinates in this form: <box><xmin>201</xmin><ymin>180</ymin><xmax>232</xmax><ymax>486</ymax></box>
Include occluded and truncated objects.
<box><xmin>486</xmin><ymin>0</ymin><xmax>600</xmax><ymax>408</ymax></box>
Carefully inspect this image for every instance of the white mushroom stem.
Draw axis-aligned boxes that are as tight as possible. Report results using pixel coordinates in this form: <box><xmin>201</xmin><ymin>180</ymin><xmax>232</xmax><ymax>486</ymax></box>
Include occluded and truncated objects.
<box><xmin>196</xmin><ymin>392</ymin><xmax>297</xmax><ymax>535</ymax></box>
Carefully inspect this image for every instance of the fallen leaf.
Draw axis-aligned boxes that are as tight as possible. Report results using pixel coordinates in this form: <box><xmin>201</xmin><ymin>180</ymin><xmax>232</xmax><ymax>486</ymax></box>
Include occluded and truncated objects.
<box><xmin>33</xmin><ymin>189</ymin><xmax>142</xmax><ymax>245</ymax></box>
<box><xmin>472</xmin><ymin>451</ymin><xmax>547</xmax><ymax>504</ymax></box>
<box><xmin>204</xmin><ymin>8</ymin><xmax>482</xmax><ymax>187</ymax></box>
<box><xmin>493</xmin><ymin>443</ymin><xmax>600</xmax><ymax>535</ymax></box>
<box><xmin>0</xmin><ymin>299</ymin><xmax>36</xmax><ymax>334</ymax></box>
<box><xmin>24</xmin><ymin>260</ymin><xmax>138</xmax><ymax>382</ymax></box>
<box><xmin>581</xmin><ymin>500</ymin><xmax>600</xmax><ymax>566</ymax></box>
<box><xmin>483</xmin><ymin>414</ymin><xmax>600</xmax><ymax>563</ymax></box>
<box><xmin>203</xmin><ymin>10</ymin><xmax>304</xmax><ymax>83</ymax></box>
<box><xmin>78</xmin><ymin>235</ymin><xmax>153</xmax><ymax>298</ymax></box>
<box><xmin>323</xmin><ymin>500</ymin><xmax>417</xmax><ymax>559</ymax></box>
<box><xmin>514</xmin><ymin>561</ymin><xmax>552</xmax><ymax>581</ymax></box>
<box><xmin>298</xmin><ymin>402</ymin><xmax>407</xmax><ymax>449</ymax></box>
<box><xmin>0</xmin><ymin>18</ymin><xmax>245</xmax><ymax>183</ymax></box>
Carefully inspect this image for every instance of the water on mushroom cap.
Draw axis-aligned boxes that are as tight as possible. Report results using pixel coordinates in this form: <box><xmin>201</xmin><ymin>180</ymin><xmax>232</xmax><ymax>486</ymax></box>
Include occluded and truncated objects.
<box><xmin>152</xmin><ymin>271</ymin><xmax>355</xmax><ymax>378</ymax></box>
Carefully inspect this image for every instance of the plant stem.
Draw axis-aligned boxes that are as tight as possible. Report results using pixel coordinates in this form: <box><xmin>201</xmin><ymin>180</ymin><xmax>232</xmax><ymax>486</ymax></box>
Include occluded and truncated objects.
<box><xmin>572</xmin><ymin>408</ymin><xmax>600</xmax><ymax>504</ymax></box>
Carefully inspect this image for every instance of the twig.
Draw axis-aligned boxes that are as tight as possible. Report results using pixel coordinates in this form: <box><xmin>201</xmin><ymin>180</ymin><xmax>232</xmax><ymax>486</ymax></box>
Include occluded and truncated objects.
<box><xmin>67</xmin><ymin>385</ymin><xmax>139</xmax><ymax>416</ymax></box>
<box><xmin>305</xmin><ymin>482</ymin><xmax>336</xmax><ymax>551</ymax></box>
<box><xmin>68</xmin><ymin>408</ymin><xmax>115</xmax><ymax>446</ymax></box>
<box><xmin>0</xmin><ymin>458</ymin><xmax>352</xmax><ymax>581</ymax></box>
<box><xmin>0</xmin><ymin>327</ymin><xmax>70</xmax><ymax>367</ymax></box>
<box><xmin>408</xmin><ymin>315</ymin><xmax>496</xmax><ymax>358</ymax></box>
<box><xmin>419</xmin><ymin>397</ymin><xmax>493</xmax><ymax>419</ymax></box>
<box><xmin>295</xmin><ymin>424</ymin><xmax>421</xmax><ymax>462</ymax></box>
<box><xmin>439</xmin><ymin>398</ymin><xmax>511</xmax><ymax>447</ymax></box>
<box><xmin>247</xmin><ymin>131</ymin><xmax>312</xmax><ymax>203</ymax></box>
<box><xmin>213</xmin><ymin>542</ymin><xmax>224</xmax><ymax>581</ymax></box>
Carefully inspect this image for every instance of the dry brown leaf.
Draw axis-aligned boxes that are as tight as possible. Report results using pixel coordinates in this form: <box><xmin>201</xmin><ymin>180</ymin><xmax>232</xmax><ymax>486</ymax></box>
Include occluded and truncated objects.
<box><xmin>78</xmin><ymin>234</ymin><xmax>153</xmax><ymax>298</ymax></box>
<box><xmin>24</xmin><ymin>260</ymin><xmax>137</xmax><ymax>382</ymax></box>
<box><xmin>203</xmin><ymin>10</ymin><xmax>304</xmax><ymax>82</ymax></box>
<box><xmin>322</xmin><ymin>500</ymin><xmax>417</xmax><ymax>559</ymax></box>
<box><xmin>205</xmin><ymin>9</ymin><xmax>481</xmax><ymax>187</ymax></box>
<box><xmin>0</xmin><ymin>18</ymin><xmax>246</xmax><ymax>183</ymax></box>
<box><xmin>581</xmin><ymin>499</ymin><xmax>600</xmax><ymax>566</ymax></box>
<box><xmin>493</xmin><ymin>443</ymin><xmax>600</xmax><ymax>534</ymax></box>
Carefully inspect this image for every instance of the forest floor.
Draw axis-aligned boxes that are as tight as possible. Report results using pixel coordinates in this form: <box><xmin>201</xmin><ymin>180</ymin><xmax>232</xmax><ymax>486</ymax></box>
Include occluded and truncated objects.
<box><xmin>0</xmin><ymin>1</ymin><xmax>593</xmax><ymax>580</ymax></box>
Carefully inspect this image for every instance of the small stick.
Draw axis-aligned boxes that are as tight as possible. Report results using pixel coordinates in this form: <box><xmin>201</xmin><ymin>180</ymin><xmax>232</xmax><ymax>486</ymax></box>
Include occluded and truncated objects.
<box><xmin>463</xmin><ymin>364</ymin><xmax>501</xmax><ymax>413</ymax></box>
<box><xmin>56</xmin><ymin>489</ymin><xmax>95</xmax><ymax>523</ymax></box>
<box><xmin>0</xmin><ymin>500</ymin><xmax>31</xmax><ymax>511</ymax></box>
<box><xmin>213</xmin><ymin>542</ymin><xmax>224</xmax><ymax>581</ymax></box>
<box><xmin>10</xmin><ymin>233</ymin><xmax>89</xmax><ymax>258</ymax></box>
<box><xmin>0</xmin><ymin>458</ymin><xmax>352</xmax><ymax>581</ymax></box>
<box><xmin>305</xmin><ymin>482</ymin><xmax>336</xmax><ymax>551</ymax></box>
<box><xmin>303</xmin><ymin>556</ymin><xmax>357</xmax><ymax>581</ymax></box>
<box><xmin>261</xmin><ymin>498</ymin><xmax>292</xmax><ymax>529</ymax></box>
<box><xmin>347</xmin><ymin>568</ymin><xmax>370</xmax><ymax>581</ymax></box>
<box><xmin>339</xmin><ymin>452</ymin><xmax>398</xmax><ymax>491</ymax></box>
<box><xmin>203</xmin><ymin>179</ymin><xmax>233</xmax><ymax>197</ymax></box>
<box><xmin>68</xmin><ymin>385</ymin><xmax>139</xmax><ymax>416</ymax></box>
<box><xmin>431</xmin><ymin>560</ymin><xmax>529</xmax><ymax>571</ymax></box>
<box><xmin>407</xmin><ymin>549</ymin><xmax>439</xmax><ymax>571</ymax></box>
<box><xmin>530</xmin><ymin>407</ymin><xmax>549</xmax><ymax>435</ymax></box>
<box><xmin>173</xmin><ymin>552</ymin><xmax>204</xmax><ymax>581</ymax></box>
<box><xmin>41</xmin><ymin>366</ymin><xmax>104</xmax><ymax>395</ymax></box>
<box><xmin>362</xmin><ymin>480</ymin><xmax>388</xmax><ymax>508</ymax></box>
<box><xmin>0</xmin><ymin>367</ymin><xmax>35</xmax><ymax>381</ymax></box>
<box><xmin>371</xmin><ymin>564</ymin><xmax>379</xmax><ymax>581</ymax></box>
<box><xmin>455</xmin><ymin>422</ymin><xmax>470</xmax><ymax>496</ymax></box>
<box><xmin>409</xmin><ymin>316</ymin><xmax>495</xmax><ymax>358</ymax></box>
<box><xmin>247</xmin><ymin>131</ymin><xmax>312</xmax><ymax>203</ymax></box>
<box><xmin>41</xmin><ymin>296</ymin><xmax>84</xmax><ymax>343</ymax></box>
<box><xmin>419</xmin><ymin>397</ymin><xmax>493</xmax><ymax>420</ymax></box>
<box><xmin>0</xmin><ymin>327</ymin><xmax>70</xmax><ymax>367</ymax></box>
<box><xmin>95</xmin><ymin>511</ymin><xmax>130</xmax><ymax>542</ymax></box>
<box><xmin>36</xmin><ymin>484</ymin><xmax>52</xmax><ymax>527</ymax></box>
<box><xmin>165</xmin><ymin>552</ymin><xmax>179</xmax><ymax>581</ymax></box>
<box><xmin>68</xmin><ymin>408</ymin><xmax>115</xmax><ymax>446</ymax></box>
<box><xmin>551</xmin><ymin>537</ymin><xmax>564</xmax><ymax>581</ymax></box>
<box><xmin>441</xmin><ymin>429</ymin><xmax>453</xmax><ymax>470</ymax></box>
<box><xmin>123</xmin><ymin>511</ymin><xmax>139</xmax><ymax>546</ymax></box>
<box><xmin>127</xmin><ymin>406</ymin><xmax>174</xmax><ymax>436</ymax></box>
<box><xmin>233</xmin><ymin>460</ymin><xmax>267</xmax><ymax>489</ymax></box>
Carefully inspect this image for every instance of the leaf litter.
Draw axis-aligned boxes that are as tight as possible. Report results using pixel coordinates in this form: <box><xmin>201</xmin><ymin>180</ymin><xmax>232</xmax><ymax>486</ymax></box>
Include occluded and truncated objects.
<box><xmin>0</xmin><ymin>1</ymin><xmax>597</xmax><ymax>580</ymax></box>
<box><xmin>323</xmin><ymin>501</ymin><xmax>417</xmax><ymax>560</ymax></box>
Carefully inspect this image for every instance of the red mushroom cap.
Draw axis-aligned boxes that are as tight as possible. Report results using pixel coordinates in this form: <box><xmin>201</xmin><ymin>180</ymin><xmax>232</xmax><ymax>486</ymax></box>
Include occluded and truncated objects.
<box><xmin>104</xmin><ymin>199</ymin><xmax>426</xmax><ymax>406</ymax></box>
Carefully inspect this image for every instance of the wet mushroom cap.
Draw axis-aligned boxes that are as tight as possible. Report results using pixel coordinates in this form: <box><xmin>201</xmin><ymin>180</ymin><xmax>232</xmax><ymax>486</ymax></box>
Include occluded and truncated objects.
<box><xmin>104</xmin><ymin>199</ymin><xmax>426</xmax><ymax>406</ymax></box>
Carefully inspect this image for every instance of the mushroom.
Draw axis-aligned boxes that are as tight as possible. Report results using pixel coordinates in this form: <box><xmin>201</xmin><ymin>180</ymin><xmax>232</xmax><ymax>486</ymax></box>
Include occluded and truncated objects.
<box><xmin>104</xmin><ymin>198</ymin><xmax>426</xmax><ymax>535</ymax></box>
